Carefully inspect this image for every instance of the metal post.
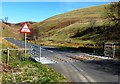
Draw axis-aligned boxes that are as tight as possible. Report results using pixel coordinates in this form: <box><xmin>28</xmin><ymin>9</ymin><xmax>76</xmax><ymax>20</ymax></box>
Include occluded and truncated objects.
<box><xmin>113</xmin><ymin>45</ymin><xmax>115</xmax><ymax>58</ymax></box>
<box><xmin>94</xmin><ymin>44</ymin><xmax>95</xmax><ymax>54</ymax></box>
<box><xmin>103</xmin><ymin>42</ymin><xmax>106</xmax><ymax>56</ymax></box>
<box><xmin>7</xmin><ymin>48</ymin><xmax>9</xmax><ymax>64</ymax></box>
<box><xmin>39</xmin><ymin>47</ymin><xmax>41</xmax><ymax>61</ymax></box>
<box><xmin>112</xmin><ymin>43</ymin><xmax>114</xmax><ymax>58</ymax></box>
<box><xmin>24</xmin><ymin>33</ymin><xmax>27</xmax><ymax>60</ymax></box>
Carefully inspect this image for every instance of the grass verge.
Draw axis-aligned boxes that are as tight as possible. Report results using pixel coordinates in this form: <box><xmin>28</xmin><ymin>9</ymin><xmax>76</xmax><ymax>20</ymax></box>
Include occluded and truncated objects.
<box><xmin>1</xmin><ymin>39</ymin><xmax>66</xmax><ymax>83</ymax></box>
<box><xmin>2</xmin><ymin>60</ymin><xmax>66</xmax><ymax>83</ymax></box>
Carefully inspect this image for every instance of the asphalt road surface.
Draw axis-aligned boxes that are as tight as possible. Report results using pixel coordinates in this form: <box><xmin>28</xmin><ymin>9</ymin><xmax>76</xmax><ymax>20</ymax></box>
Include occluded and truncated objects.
<box><xmin>5</xmin><ymin>38</ymin><xmax>120</xmax><ymax>83</ymax></box>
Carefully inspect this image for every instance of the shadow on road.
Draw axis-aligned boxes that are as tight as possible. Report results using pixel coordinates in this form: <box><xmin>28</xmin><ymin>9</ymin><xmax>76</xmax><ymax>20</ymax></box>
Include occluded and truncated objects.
<box><xmin>80</xmin><ymin>59</ymin><xmax>120</xmax><ymax>75</ymax></box>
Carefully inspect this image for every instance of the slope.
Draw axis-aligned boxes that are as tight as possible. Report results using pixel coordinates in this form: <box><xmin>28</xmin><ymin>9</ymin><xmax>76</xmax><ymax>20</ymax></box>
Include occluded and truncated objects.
<box><xmin>0</xmin><ymin>22</ymin><xmax>22</xmax><ymax>40</ymax></box>
<box><xmin>16</xmin><ymin>4</ymin><xmax>120</xmax><ymax>47</ymax></box>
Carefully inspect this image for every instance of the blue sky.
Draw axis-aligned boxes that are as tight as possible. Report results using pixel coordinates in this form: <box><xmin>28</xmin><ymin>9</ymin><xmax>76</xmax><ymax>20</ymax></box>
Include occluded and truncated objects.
<box><xmin>1</xmin><ymin>2</ymin><xmax>109</xmax><ymax>23</ymax></box>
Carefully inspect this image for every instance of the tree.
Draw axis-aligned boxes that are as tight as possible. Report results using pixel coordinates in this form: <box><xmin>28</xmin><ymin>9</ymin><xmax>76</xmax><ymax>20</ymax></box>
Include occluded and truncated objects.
<box><xmin>105</xmin><ymin>1</ymin><xmax>120</xmax><ymax>26</ymax></box>
<box><xmin>0</xmin><ymin>17</ymin><xmax>8</xmax><ymax>23</ymax></box>
<box><xmin>0</xmin><ymin>19</ymin><xmax>4</xmax><ymax>22</ymax></box>
<box><xmin>28</xmin><ymin>28</ymin><xmax>40</xmax><ymax>41</ymax></box>
<box><xmin>4</xmin><ymin>17</ymin><xmax>8</xmax><ymax>23</ymax></box>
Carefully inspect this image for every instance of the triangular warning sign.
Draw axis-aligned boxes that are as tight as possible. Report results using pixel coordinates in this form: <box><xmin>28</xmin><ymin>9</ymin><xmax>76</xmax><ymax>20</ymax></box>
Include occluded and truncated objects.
<box><xmin>20</xmin><ymin>22</ymin><xmax>32</xmax><ymax>34</ymax></box>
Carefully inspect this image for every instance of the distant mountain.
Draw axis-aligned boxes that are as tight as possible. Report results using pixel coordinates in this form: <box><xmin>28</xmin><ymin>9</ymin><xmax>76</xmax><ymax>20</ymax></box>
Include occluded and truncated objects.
<box><xmin>14</xmin><ymin>21</ymin><xmax>36</xmax><ymax>27</ymax></box>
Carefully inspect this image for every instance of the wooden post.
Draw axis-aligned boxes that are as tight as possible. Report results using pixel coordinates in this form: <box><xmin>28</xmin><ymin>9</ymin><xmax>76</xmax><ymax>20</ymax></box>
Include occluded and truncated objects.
<box><xmin>18</xmin><ymin>49</ymin><xmax>21</xmax><ymax>59</ymax></box>
<box><xmin>7</xmin><ymin>48</ymin><xmax>10</xmax><ymax>64</ymax></box>
<box><xmin>0</xmin><ymin>49</ymin><xmax>2</xmax><ymax>71</ymax></box>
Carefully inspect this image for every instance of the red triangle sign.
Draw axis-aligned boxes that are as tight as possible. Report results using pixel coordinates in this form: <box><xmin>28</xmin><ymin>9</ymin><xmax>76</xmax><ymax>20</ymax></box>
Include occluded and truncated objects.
<box><xmin>20</xmin><ymin>22</ymin><xmax>32</xmax><ymax>34</ymax></box>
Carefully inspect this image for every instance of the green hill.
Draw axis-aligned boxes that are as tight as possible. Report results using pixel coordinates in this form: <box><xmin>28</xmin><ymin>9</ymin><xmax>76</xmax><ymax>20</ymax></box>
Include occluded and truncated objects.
<box><xmin>30</xmin><ymin>4</ymin><xmax>120</xmax><ymax>47</ymax></box>
<box><xmin>32</xmin><ymin>5</ymin><xmax>106</xmax><ymax>32</ymax></box>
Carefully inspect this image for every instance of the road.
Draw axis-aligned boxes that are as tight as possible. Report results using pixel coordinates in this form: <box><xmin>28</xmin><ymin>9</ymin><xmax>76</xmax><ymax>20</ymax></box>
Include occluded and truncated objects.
<box><xmin>5</xmin><ymin>38</ymin><xmax>120</xmax><ymax>83</ymax></box>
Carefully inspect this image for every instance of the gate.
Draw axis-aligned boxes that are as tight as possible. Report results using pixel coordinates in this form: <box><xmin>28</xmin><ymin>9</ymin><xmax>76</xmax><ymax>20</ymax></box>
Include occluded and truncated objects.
<box><xmin>30</xmin><ymin>45</ymin><xmax>41</xmax><ymax>61</ymax></box>
<box><xmin>104</xmin><ymin>42</ymin><xmax>120</xmax><ymax>58</ymax></box>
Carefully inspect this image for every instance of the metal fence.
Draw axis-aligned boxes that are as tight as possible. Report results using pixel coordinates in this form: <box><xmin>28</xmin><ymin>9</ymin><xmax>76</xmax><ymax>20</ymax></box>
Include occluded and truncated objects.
<box><xmin>104</xmin><ymin>42</ymin><xmax>120</xmax><ymax>58</ymax></box>
<box><xmin>30</xmin><ymin>45</ymin><xmax>41</xmax><ymax>61</ymax></box>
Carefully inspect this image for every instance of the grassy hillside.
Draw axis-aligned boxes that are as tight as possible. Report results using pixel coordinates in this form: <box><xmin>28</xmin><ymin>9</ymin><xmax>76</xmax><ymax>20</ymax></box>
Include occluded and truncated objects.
<box><xmin>32</xmin><ymin>5</ymin><xmax>106</xmax><ymax>32</ymax></box>
<box><xmin>30</xmin><ymin>4</ymin><xmax>120</xmax><ymax>47</ymax></box>
<box><xmin>0</xmin><ymin>22</ymin><xmax>22</xmax><ymax>40</ymax></box>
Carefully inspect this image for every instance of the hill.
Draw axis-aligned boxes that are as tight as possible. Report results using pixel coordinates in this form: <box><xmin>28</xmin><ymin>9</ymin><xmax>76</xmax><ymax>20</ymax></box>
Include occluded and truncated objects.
<box><xmin>32</xmin><ymin>5</ymin><xmax>106</xmax><ymax>32</ymax></box>
<box><xmin>0</xmin><ymin>22</ymin><xmax>22</xmax><ymax>39</ymax></box>
<box><xmin>30</xmin><ymin>4</ymin><xmax>120</xmax><ymax>48</ymax></box>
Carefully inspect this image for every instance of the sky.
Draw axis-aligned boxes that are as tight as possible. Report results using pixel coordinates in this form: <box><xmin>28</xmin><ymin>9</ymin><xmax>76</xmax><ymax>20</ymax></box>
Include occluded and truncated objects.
<box><xmin>1</xmin><ymin>2</ymin><xmax>110</xmax><ymax>23</ymax></box>
<box><xmin>1</xmin><ymin>0</ymin><xmax>116</xmax><ymax>2</ymax></box>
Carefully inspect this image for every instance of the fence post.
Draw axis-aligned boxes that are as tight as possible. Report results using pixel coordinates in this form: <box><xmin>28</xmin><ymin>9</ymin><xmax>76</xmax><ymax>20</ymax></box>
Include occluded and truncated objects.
<box><xmin>18</xmin><ymin>50</ymin><xmax>21</xmax><ymax>59</ymax></box>
<box><xmin>94</xmin><ymin>44</ymin><xmax>95</xmax><ymax>55</ymax></box>
<box><xmin>7</xmin><ymin>48</ymin><xmax>10</xmax><ymax>64</ymax></box>
<box><xmin>113</xmin><ymin>45</ymin><xmax>115</xmax><ymax>58</ymax></box>
<box><xmin>104</xmin><ymin>43</ymin><xmax>106</xmax><ymax>56</ymax></box>
<box><xmin>103</xmin><ymin>42</ymin><xmax>105</xmax><ymax>56</ymax></box>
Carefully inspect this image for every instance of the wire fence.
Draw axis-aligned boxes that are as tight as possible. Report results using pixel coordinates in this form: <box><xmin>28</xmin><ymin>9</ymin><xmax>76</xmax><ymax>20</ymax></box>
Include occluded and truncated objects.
<box><xmin>0</xmin><ymin>45</ymin><xmax>42</xmax><ymax>65</ymax></box>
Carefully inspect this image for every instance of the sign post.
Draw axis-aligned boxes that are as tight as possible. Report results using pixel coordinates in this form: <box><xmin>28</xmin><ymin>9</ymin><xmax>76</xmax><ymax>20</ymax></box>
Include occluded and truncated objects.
<box><xmin>20</xmin><ymin>22</ymin><xmax>32</xmax><ymax>60</ymax></box>
<box><xmin>24</xmin><ymin>33</ymin><xmax>27</xmax><ymax>60</ymax></box>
